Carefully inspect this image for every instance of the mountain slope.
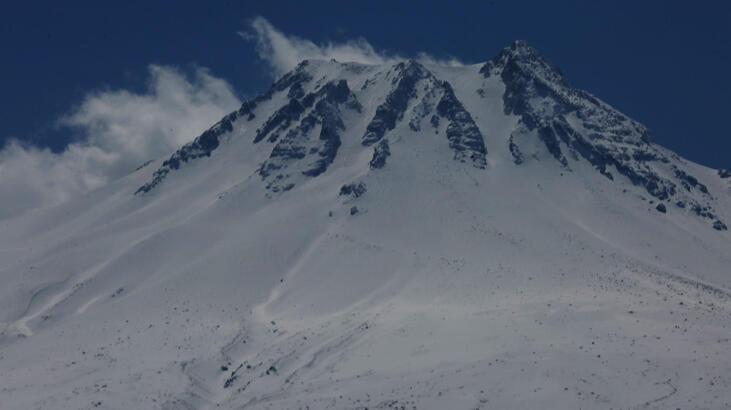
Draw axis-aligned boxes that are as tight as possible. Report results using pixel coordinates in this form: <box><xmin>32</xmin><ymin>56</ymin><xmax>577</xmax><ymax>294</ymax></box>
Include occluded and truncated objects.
<box><xmin>0</xmin><ymin>42</ymin><xmax>730</xmax><ymax>409</ymax></box>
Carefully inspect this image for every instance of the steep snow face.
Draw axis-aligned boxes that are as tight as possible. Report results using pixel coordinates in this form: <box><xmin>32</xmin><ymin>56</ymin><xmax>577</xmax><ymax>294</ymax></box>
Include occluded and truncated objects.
<box><xmin>1</xmin><ymin>43</ymin><xmax>730</xmax><ymax>410</ymax></box>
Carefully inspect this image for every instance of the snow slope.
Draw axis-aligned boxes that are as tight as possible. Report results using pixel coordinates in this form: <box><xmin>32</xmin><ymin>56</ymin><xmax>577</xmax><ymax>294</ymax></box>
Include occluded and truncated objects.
<box><xmin>1</xmin><ymin>41</ymin><xmax>730</xmax><ymax>409</ymax></box>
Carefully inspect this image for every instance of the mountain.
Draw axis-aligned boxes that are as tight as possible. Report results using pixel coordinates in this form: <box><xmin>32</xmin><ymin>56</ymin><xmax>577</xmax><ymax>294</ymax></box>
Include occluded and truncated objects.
<box><xmin>1</xmin><ymin>41</ymin><xmax>730</xmax><ymax>409</ymax></box>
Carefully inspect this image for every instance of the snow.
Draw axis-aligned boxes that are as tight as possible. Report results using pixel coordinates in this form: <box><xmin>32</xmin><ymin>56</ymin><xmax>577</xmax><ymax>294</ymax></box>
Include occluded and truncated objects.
<box><xmin>0</xmin><ymin>48</ymin><xmax>730</xmax><ymax>409</ymax></box>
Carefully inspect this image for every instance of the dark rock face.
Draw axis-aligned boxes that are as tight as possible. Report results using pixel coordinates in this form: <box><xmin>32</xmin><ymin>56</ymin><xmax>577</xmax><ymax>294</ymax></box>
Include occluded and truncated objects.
<box><xmin>508</xmin><ymin>135</ymin><xmax>524</xmax><ymax>165</ymax></box>
<box><xmin>259</xmin><ymin>116</ymin><xmax>315</xmax><ymax>179</ymax></box>
<box><xmin>254</xmin><ymin>98</ymin><xmax>306</xmax><ymax>144</ymax></box>
<box><xmin>536</xmin><ymin>122</ymin><xmax>569</xmax><ymax>168</ymax></box>
<box><xmin>687</xmin><ymin>203</ymin><xmax>726</xmax><ymax>232</ymax></box>
<box><xmin>287</xmin><ymin>81</ymin><xmax>305</xmax><ymax>99</ymax></box>
<box><xmin>258</xmin><ymin>80</ymin><xmax>361</xmax><ymax>192</ymax></box>
<box><xmin>301</xmin><ymin>103</ymin><xmax>343</xmax><ymax>177</ymax></box>
<box><xmin>484</xmin><ymin>41</ymin><xmax>721</xmax><ymax>228</ymax></box>
<box><xmin>362</xmin><ymin>61</ymin><xmax>426</xmax><ymax>146</ymax></box>
<box><xmin>361</xmin><ymin>61</ymin><xmax>487</xmax><ymax>170</ymax></box>
<box><xmin>134</xmin><ymin>160</ymin><xmax>154</xmax><ymax>172</ymax></box>
<box><xmin>718</xmin><ymin>169</ymin><xmax>730</xmax><ymax>179</ymax></box>
<box><xmin>134</xmin><ymin>64</ymin><xmax>316</xmax><ymax>195</ymax></box>
<box><xmin>691</xmin><ymin>203</ymin><xmax>716</xmax><ymax>219</ymax></box>
<box><xmin>369</xmin><ymin>139</ymin><xmax>391</xmax><ymax>170</ymax></box>
<box><xmin>436</xmin><ymin>81</ymin><xmax>488</xmax><ymax>169</ymax></box>
<box><xmin>270</xmin><ymin>61</ymin><xmax>314</xmax><ymax>96</ymax></box>
<box><xmin>135</xmin><ymin>111</ymin><xmax>237</xmax><ymax>194</ymax></box>
<box><xmin>253</xmin><ymin>63</ymin><xmax>316</xmax><ymax>144</ymax></box>
<box><xmin>430</xmin><ymin>115</ymin><xmax>440</xmax><ymax>130</ymax></box>
<box><xmin>488</xmin><ymin>42</ymin><xmax>656</xmax><ymax>178</ymax></box>
<box><xmin>656</xmin><ymin>203</ymin><xmax>667</xmax><ymax>213</ymax></box>
<box><xmin>339</xmin><ymin>182</ymin><xmax>367</xmax><ymax>198</ymax></box>
<box><xmin>674</xmin><ymin>167</ymin><xmax>709</xmax><ymax>194</ymax></box>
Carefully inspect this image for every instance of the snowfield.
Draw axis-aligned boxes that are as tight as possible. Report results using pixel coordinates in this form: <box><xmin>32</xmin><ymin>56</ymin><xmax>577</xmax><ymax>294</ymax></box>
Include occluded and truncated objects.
<box><xmin>1</xmin><ymin>42</ymin><xmax>730</xmax><ymax>409</ymax></box>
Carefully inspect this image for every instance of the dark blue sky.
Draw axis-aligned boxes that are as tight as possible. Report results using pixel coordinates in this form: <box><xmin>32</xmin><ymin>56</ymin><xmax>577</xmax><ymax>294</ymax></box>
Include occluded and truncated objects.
<box><xmin>2</xmin><ymin>0</ymin><xmax>730</xmax><ymax>169</ymax></box>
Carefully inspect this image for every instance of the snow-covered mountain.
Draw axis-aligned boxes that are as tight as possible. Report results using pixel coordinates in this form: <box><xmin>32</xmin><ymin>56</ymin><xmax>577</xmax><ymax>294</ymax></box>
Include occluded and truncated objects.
<box><xmin>1</xmin><ymin>41</ymin><xmax>730</xmax><ymax>409</ymax></box>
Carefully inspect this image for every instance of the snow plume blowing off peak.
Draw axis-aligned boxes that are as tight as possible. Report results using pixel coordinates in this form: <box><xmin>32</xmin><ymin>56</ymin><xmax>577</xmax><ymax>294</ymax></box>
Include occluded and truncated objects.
<box><xmin>243</xmin><ymin>16</ymin><xmax>465</xmax><ymax>77</ymax></box>
<box><xmin>0</xmin><ymin>65</ymin><xmax>240</xmax><ymax>220</ymax></box>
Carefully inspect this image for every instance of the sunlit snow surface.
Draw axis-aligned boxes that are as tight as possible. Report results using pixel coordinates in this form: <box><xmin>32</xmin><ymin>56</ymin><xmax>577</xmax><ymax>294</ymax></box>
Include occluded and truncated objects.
<box><xmin>1</xmin><ymin>45</ymin><xmax>730</xmax><ymax>409</ymax></box>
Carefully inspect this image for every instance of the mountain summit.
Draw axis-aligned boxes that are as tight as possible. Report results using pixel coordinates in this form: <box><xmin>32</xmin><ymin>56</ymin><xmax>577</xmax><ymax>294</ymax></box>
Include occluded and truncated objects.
<box><xmin>140</xmin><ymin>41</ymin><xmax>726</xmax><ymax>230</ymax></box>
<box><xmin>1</xmin><ymin>43</ymin><xmax>730</xmax><ymax>409</ymax></box>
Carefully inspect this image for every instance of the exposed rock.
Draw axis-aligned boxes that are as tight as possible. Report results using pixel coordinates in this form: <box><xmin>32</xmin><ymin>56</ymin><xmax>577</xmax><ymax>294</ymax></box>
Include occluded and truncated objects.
<box><xmin>508</xmin><ymin>135</ymin><xmax>524</xmax><ymax>165</ymax></box>
<box><xmin>718</xmin><ymin>169</ymin><xmax>730</xmax><ymax>179</ymax></box>
<box><xmin>655</xmin><ymin>203</ymin><xmax>667</xmax><ymax>213</ymax></box>
<box><xmin>259</xmin><ymin>80</ymin><xmax>359</xmax><ymax>191</ymax></box>
<box><xmin>362</xmin><ymin>61</ymin><xmax>427</xmax><ymax>146</ymax></box>
<box><xmin>135</xmin><ymin>111</ymin><xmax>236</xmax><ymax>194</ymax></box>
<box><xmin>430</xmin><ymin>114</ymin><xmax>440</xmax><ymax>130</ymax></box>
<box><xmin>304</xmin><ymin>81</ymin><xmax>353</xmax><ymax>178</ymax></box>
<box><xmin>436</xmin><ymin>81</ymin><xmax>488</xmax><ymax>169</ymax></box>
<box><xmin>713</xmin><ymin>220</ymin><xmax>728</xmax><ymax>231</ymax></box>
<box><xmin>691</xmin><ymin>203</ymin><xmax>716</xmax><ymax>219</ymax></box>
<box><xmin>674</xmin><ymin>167</ymin><xmax>709</xmax><ymax>194</ymax></box>
<box><xmin>484</xmin><ymin>40</ymin><xmax>715</xmax><ymax>224</ymax></box>
<box><xmin>254</xmin><ymin>98</ymin><xmax>306</xmax><ymax>144</ymax></box>
<box><xmin>134</xmin><ymin>64</ymin><xmax>320</xmax><ymax>194</ymax></box>
<box><xmin>537</xmin><ymin>122</ymin><xmax>569</xmax><ymax>168</ymax></box>
<box><xmin>369</xmin><ymin>139</ymin><xmax>391</xmax><ymax>170</ymax></box>
<box><xmin>270</xmin><ymin>61</ymin><xmax>314</xmax><ymax>95</ymax></box>
<box><xmin>340</xmin><ymin>182</ymin><xmax>367</xmax><ymax>199</ymax></box>
<box><xmin>134</xmin><ymin>160</ymin><xmax>154</xmax><ymax>172</ymax></box>
<box><xmin>287</xmin><ymin>81</ymin><xmax>305</xmax><ymax>99</ymax></box>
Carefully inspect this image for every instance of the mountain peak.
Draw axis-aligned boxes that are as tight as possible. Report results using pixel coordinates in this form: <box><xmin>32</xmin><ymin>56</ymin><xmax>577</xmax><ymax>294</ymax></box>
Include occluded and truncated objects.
<box><xmin>480</xmin><ymin>40</ymin><xmax>566</xmax><ymax>86</ymax></box>
<box><xmin>134</xmin><ymin>41</ymin><xmax>727</xmax><ymax>231</ymax></box>
<box><xmin>4</xmin><ymin>36</ymin><xmax>731</xmax><ymax>410</ymax></box>
<box><xmin>507</xmin><ymin>39</ymin><xmax>539</xmax><ymax>56</ymax></box>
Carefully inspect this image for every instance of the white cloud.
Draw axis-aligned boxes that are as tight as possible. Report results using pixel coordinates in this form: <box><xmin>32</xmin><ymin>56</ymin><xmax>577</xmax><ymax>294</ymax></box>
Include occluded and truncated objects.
<box><xmin>0</xmin><ymin>65</ymin><xmax>240</xmax><ymax>219</ymax></box>
<box><xmin>244</xmin><ymin>16</ymin><xmax>465</xmax><ymax>77</ymax></box>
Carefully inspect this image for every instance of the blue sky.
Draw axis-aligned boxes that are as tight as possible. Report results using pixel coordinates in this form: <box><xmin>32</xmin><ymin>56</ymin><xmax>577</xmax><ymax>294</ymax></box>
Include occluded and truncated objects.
<box><xmin>1</xmin><ymin>1</ymin><xmax>729</xmax><ymax>210</ymax></box>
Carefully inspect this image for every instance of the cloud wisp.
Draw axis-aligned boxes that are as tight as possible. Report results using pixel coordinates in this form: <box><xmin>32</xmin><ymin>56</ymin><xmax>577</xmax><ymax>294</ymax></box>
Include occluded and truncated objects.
<box><xmin>0</xmin><ymin>65</ymin><xmax>240</xmax><ymax>219</ymax></box>
<box><xmin>244</xmin><ymin>16</ymin><xmax>465</xmax><ymax>77</ymax></box>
